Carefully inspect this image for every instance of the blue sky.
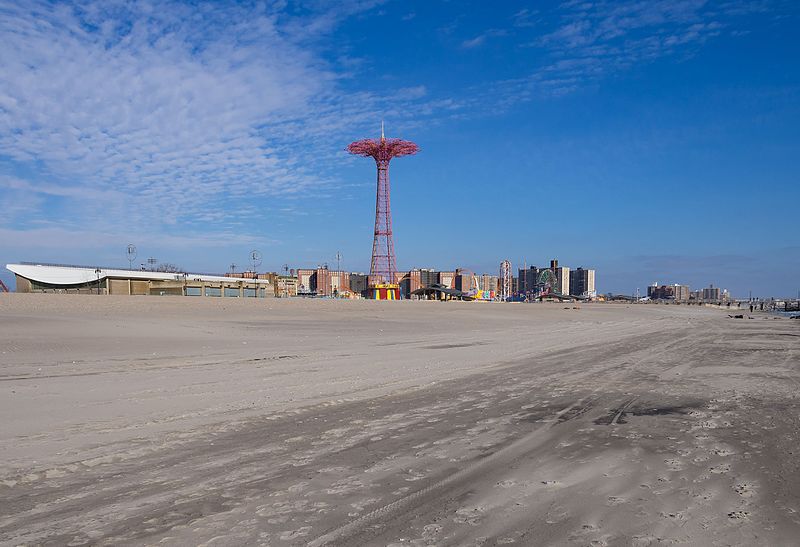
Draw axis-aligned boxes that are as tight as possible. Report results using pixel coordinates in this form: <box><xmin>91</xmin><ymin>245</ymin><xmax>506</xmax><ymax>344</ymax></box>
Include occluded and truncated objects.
<box><xmin>1</xmin><ymin>0</ymin><xmax>798</xmax><ymax>297</ymax></box>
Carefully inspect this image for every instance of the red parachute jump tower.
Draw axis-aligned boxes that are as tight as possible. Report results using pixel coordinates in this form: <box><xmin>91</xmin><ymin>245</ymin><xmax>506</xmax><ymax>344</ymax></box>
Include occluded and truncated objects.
<box><xmin>348</xmin><ymin>123</ymin><xmax>418</xmax><ymax>300</ymax></box>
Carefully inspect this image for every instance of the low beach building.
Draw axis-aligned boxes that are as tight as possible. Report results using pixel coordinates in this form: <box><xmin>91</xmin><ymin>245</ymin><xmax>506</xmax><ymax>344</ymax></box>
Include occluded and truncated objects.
<box><xmin>6</xmin><ymin>263</ymin><xmax>273</xmax><ymax>297</ymax></box>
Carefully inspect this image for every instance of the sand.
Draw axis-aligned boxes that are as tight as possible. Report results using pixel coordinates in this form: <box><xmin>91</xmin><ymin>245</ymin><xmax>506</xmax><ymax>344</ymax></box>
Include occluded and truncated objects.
<box><xmin>0</xmin><ymin>294</ymin><xmax>798</xmax><ymax>545</ymax></box>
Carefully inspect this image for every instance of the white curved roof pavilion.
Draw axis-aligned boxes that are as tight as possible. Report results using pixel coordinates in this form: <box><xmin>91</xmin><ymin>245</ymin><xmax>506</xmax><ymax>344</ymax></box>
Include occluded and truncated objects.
<box><xmin>6</xmin><ymin>263</ymin><xmax>272</xmax><ymax>296</ymax></box>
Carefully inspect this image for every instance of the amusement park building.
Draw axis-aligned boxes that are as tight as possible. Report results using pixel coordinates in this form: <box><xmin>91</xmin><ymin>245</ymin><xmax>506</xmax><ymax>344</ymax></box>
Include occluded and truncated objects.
<box><xmin>396</xmin><ymin>269</ymin><xmax>458</xmax><ymax>299</ymax></box>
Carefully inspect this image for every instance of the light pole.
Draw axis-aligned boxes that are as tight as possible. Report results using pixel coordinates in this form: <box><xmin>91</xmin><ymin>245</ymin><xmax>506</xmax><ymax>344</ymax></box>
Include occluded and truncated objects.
<box><xmin>335</xmin><ymin>251</ymin><xmax>342</xmax><ymax>298</ymax></box>
<box><xmin>95</xmin><ymin>268</ymin><xmax>101</xmax><ymax>295</ymax></box>
<box><xmin>249</xmin><ymin>250</ymin><xmax>262</xmax><ymax>298</ymax></box>
<box><xmin>126</xmin><ymin>244</ymin><xmax>137</xmax><ymax>270</ymax></box>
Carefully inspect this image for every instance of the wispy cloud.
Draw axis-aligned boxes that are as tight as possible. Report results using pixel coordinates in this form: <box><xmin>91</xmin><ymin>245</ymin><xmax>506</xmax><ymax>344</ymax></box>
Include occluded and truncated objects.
<box><xmin>461</xmin><ymin>29</ymin><xmax>508</xmax><ymax>49</ymax></box>
<box><xmin>0</xmin><ymin>2</ymin><xmax>324</xmax><ymax>227</ymax></box>
<box><xmin>493</xmin><ymin>0</ymin><xmax>773</xmax><ymax>101</ymax></box>
<box><xmin>0</xmin><ymin>0</ymin><xmax>435</xmax><ymax>238</ymax></box>
<box><xmin>512</xmin><ymin>9</ymin><xmax>539</xmax><ymax>28</ymax></box>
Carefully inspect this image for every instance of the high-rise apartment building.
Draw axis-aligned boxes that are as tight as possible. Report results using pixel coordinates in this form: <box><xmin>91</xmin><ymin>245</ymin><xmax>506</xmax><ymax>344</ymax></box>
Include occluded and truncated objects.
<box><xmin>439</xmin><ymin>271</ymin><xmax>455</xmax><ymax>289</ymax></box>
<box><xmin>275</xmin><ymin>276</ymin><xmax>298</xmax><ymax>297</ymax></box>
<box><xmin>479</xmin><ymin>274</ymin><xmax>499</xmax><ymax>292</ymax></box>
<box><xmin>314</xmin><ymin>266</ymin><xmax>332</xmax><ymax>296</ymax></box>
<box><xmin>702</xmin><ymin>285</ymin><xmax>721</xmax><ymax>301</ymax></box>
<box><xmin>418</xmin><ymin>269</ymin><xmax>438</xmax><ymax>288</ymax></box>
<box><xmin>569</xmin><ymin>267</ymin><xmax>596</xmax><ymax>297</ymax></box>
<box><xmin>296</xmin><ymin>268</ymin><xmax>315</xmax><ymax>293</ymax></box>
<box><xmin>455</xmin><ymin>269</ymin><xmax>474</xmax><ymax>293</ymax></box>
<box><xmin>554</xmin><ymin>268</ymin><xmax>570</xmax><ymax>295</ymax></box>
<box><xmin>546</xmin><ymin>260</ymin><xmax>569</xmax><ymax>295</ymax></box>
<box><xmin>518</xmin><ymin>267</ymin><xmax>539</xmax><ymax>294</ymax></box>
<box><xmin>330</xmin><ymin>270</ymin><xmax>349</xmax><ymax>294</ymax></box>
<box><xmin>673</xmin><ymin>284</ymin><xmax>690</xmax><ymax>301</ymax></box>
<box><xmin>648</xmin><ymin>284</ymin><xmax>673</xmax><ymax>299</ymax></box>
<box><xmin>647</xmin><ymin>283</ymin><xmax>689</xmax><ymax>300</ymax></box>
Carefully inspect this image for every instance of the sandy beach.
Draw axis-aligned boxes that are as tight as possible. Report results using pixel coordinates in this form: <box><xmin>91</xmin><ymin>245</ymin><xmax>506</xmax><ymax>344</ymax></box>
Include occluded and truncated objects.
<box><xmin>1</xmin><ymin>295</ymin><xmax>798</xmax><ymax>545</ymax></box>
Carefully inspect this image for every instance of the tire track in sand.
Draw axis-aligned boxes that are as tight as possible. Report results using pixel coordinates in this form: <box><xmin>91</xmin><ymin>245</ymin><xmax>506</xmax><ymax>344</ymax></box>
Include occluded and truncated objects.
<box><xmin>308</xmin><ymin>395</ymin><xmax>598</xmax><ymax>547</ymax></box>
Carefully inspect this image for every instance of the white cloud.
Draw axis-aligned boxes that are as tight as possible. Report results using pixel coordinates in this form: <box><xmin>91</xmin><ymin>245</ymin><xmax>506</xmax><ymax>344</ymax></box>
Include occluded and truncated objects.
<box><xmin>462</xmin><ymin>35</ymin><xmax>487</xmax><ymax>49</ymax></box>
<box><xmin>461</xmin><ymin>28</ymin><xmax>508</xmax><ymax>49</ymax></box>
<box><xmin>0</xmin><ymin>0</ymin><xmax>407</xmax><ymax>233</ymax></box>
<box><xmin>487</xmin><ymin>0</ymin><xmax>771</xmax><ymax>104</ymax></box>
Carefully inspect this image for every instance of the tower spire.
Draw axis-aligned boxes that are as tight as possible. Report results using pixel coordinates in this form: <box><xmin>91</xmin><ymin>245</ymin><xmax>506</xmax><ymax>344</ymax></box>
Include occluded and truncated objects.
<box><xmin>347</xmin><ymin>127</ymin><xmax>419</xmax><ymax>299</ymax></box>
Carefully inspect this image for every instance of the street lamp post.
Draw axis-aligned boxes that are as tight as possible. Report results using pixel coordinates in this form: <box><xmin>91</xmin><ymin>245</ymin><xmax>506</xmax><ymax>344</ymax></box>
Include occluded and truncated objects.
<box><xmin>335</xmin><ymin>251</ymin><xmax>341</xmax><ymax>298</ymax></box>
<box><xmin>95</xmin><ymin>268</ymin><xmax>101</xmax><ymax>295</ymax></box>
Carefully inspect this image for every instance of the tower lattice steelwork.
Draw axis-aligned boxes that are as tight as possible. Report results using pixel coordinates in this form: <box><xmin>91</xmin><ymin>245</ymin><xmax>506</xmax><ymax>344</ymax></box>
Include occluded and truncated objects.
<box><xmin>348</xmin><ymin>124</ymin><xmax>418</xmax><ymax>297</ymax></box>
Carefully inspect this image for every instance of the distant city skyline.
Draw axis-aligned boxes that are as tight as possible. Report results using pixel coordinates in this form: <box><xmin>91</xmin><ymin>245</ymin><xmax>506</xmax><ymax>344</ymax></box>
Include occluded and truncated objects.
<box><xmin>1</xmin><ymin>1</ymin><xmax>798</xmax><ymax>297</ymax></box>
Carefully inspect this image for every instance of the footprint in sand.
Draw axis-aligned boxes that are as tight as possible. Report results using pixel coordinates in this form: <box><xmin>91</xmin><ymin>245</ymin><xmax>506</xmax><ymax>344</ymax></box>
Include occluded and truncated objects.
<box><xmin>545</xmin><ymin>505</ymin><xmax>569</xmax><ymax>524</ymax></box>
<box><xmin>422</xmin><ymin>523</ymin><xmax>442</xmax><ymax>537</ymax></box>
<box><xmin>712</xmin><ymin>447</ymin><xmax>736</xmax><ymax>456</ymax></box>
<box><xmin>659</xmin><ymin>510</ymin><xmax>687</xmax><ymax>521</ymax></box>
<box><xmin>325</xmin><ymin>477</ymin><xmax>364</xmax><ymax>495</ymax></box>
<box><xmin>664</xmin><ymin>458</ymin><xmax>684</xmax><ymax>470</ymax></box>
<box><xmin>279</xmin><ymin>526</ymin><xmax>311</xmax><ymax>540</ymax></box>
<box><xmin>286</xmin><ymin>481</ymin><xmax>308</xmax><ymax>493</ymax></box>
<box><xmin>454</xmin><ymin>506</ymin><xmax>485</xmax><ymax>526</ymax></box>
<box><xmin>567</xmin><ymin>524</ymin><xmax>605</xmax><ymax>543</ymax></box>
<box><xmin>733</xmin><ymin>483</ymin><xmax>755</xmax><ymax>497</ymax></box>
<box><xmin>727</xmin><ymin>510</ymin><xmax>750</xmax><ymax>520</ymax></box>
<box><xmin>607</xmin><ymin>496</ymin><xmax>627</xmax><ymax>506</ymax></box>
<box><xmin>710</xmin><ymin>463</ymin><xmax>731</xmax><ymax>474</ymax></box>
<box><xmin>496</xmin><ymin>479</ymin><xmax>516</xmax><ymax>488</ymax></box>
<box><xmin>404</xmin><ymin>468</ymin><xmax>428</xmax><ymax>482</ymax></box>
<box><xmin>350</xmin><ymin>497</ymin><xmax>381</xmax><ymax>512</ymax></box>
<box><xmin>690</xmin><ymin>489</ymin><xmax>716</xmax><ymax>504</ymax></box>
